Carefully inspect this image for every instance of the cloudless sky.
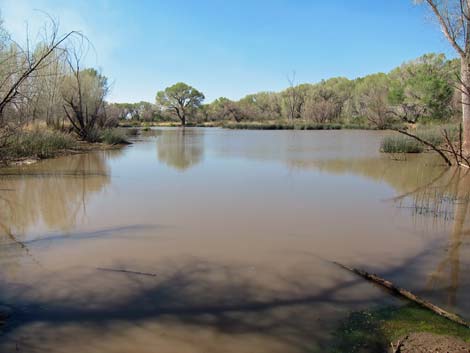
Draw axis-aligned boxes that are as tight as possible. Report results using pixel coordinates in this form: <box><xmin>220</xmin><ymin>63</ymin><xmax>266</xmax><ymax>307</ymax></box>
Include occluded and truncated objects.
<box><xmin>0</xmin><ymin>0</ymin><xmax>456</xmax><ymax>103</ymax></box>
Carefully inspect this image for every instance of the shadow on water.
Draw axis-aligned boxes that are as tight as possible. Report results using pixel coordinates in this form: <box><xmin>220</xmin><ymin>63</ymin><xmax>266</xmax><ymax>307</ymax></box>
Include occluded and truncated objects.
<box><xmin>0</xmin><ymin>224</ymin><xmax>166</xmax><ymax>248</ymax></box>
<box><xmin>0</xmin><ymin>252</ymin><xmax>444</xmax><ymax>353</ymax></box>
<box><xmin>289</xmin><ymin>153</ymin><xmax>470</xmax><ymax>310</ymax></box>
<box><xmin>155</xmin><ymin>128</ymin><xmax>204</xmax><ymax>171</ymax></box>
<box><xmin>2</xmin><ymin>240</ymin><xmax>463</xmax><ymax>353</ymax></box>
<box><xmin>379</xmin><ymin>167</ymin><xmax>470</xmax><ymax>315</ymax></box>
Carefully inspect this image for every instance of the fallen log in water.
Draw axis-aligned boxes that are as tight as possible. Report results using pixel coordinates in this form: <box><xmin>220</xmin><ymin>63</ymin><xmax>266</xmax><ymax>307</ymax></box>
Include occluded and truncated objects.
<box><xmin>333</xmin><ymin>262</ymin><xmax>470</xmax><ymax>328</ymax></box>
<box><xmin>96</xmin><ymin>267</ymin><xmax>157</xmax><ymax>277</ymax></box>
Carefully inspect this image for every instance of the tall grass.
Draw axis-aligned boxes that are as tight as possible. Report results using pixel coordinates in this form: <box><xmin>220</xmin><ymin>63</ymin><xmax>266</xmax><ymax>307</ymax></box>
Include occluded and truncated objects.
<box><xmin>381</xmin><ymin>124</ymin><xmax>460</xmax><ymax>154</ymax></box>
<box><xmin>100</xmin><ymin>128</ymin><xmax>131</xmax><ymax>145</ymax></box>
<box><xmin>2</xmin><ymin>130</ymin><xmax>77</xmax><ymax>159</ymax></box>
<box><xmin>381</xmin><ymin>135</ymin><xmax>424</xmax><ymax>153</ymax></box>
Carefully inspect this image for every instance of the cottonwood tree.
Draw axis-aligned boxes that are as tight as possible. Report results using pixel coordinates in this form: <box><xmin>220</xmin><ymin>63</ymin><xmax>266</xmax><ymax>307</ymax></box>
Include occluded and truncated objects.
<box><xmin>416</xmin><ymin>0</ymin><xmax>470</xmax><ymax>153</ymax></box>
<box><xmin>156</xmin><ymin>82</ymin><xmax>204</xmax><ymax>126</ymax></box>
<box><xmin>388</xmin><ymin>53</ymin><xmax>454</xmax><ymax>123</ymax></box>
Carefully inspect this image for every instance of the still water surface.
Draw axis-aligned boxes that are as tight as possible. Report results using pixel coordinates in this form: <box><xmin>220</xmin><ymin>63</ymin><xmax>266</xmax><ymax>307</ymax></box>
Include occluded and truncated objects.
<box><xmin>0</xmin><ymin>128</ymin><xmax>469</xmax><ymax>352</ymax></box>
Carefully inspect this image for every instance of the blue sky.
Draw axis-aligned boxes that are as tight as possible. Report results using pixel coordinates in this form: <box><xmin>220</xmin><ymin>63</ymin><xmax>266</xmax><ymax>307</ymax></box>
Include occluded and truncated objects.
<box><xmin>0</xmin><ymin>0</ymin><xmax>456</xmax><ymax>103</ymax></box>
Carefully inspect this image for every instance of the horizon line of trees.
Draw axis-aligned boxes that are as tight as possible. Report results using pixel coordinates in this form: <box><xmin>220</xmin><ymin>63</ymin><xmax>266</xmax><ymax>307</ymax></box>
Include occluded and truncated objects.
<box><xmin>109</xmin><ymin>53</ymin><xmax>461</xmax><ymax>129</ymax></box>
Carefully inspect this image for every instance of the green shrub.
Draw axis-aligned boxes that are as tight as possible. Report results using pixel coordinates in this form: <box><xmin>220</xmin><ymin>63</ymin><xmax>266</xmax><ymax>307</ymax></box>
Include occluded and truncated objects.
<box><xmin>100</xmin><ymin>129</ymin><xmax>130</xmax><ymax>145</ymax></box>
<box><xmin>381</xmin><ymin>135</ymin><xmax>424</xmax><ymax>153</ymax></box>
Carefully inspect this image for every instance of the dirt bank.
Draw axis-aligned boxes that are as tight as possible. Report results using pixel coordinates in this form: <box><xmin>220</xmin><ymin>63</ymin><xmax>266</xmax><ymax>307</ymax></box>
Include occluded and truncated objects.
<box><xmin>397</xmin><ymin>332</ymin><xmax>470</xmax><ymax>353</ymax></box>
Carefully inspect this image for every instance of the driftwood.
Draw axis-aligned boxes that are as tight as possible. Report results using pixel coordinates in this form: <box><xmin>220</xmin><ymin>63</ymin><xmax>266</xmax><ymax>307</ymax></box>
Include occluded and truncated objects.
<box><xmin>390</xmin><ymin>339</ymin><xmax>403</xmax><ymax>353</ymax></box>
<box><xmin>334</xmin><ymin>262</ymin><xmax>470</xmax><ymax>328</ymax></box>
<box><xmin>96</xmin><ymin>267</ymin><xmax>157</xmax><ymax>277</ymax></box>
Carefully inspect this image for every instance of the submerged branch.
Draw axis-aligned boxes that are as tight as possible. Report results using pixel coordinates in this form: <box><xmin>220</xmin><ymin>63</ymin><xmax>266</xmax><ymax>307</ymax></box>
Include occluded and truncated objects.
<box><xmin>333</xmin><ymin>262</ymin><xmax>470</xmax><ymax>328</ymax></box>
<box><xmin>96</xmin><ymin>267</ymin><xmax>158</xmax><ymax>277</ymax></box>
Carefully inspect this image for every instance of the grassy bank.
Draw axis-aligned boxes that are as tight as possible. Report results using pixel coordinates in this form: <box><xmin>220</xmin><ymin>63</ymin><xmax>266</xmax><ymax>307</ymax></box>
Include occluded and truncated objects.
<box><xmin>0</xmin><ymin>128</ymin><xmax>133</xmax><ymax>166</ymax></box>
<box><xmin>0</xmin><ymin>130</ymin><xmax>77</xmax><ymax>161</ymax></box>
<box><xmin>221</xmin><ymin>121</ymin><xmax>345</xmax><ymax>130</ymax></box>
<box><xmin>119</xmin><ymin>120</ymin><xmax>385</xmax><ymax>130</ymax></box>
<box><xmin>329</xmin><ymin>304</ymin><xmax>470</xmax><ymax>353</ymax></box>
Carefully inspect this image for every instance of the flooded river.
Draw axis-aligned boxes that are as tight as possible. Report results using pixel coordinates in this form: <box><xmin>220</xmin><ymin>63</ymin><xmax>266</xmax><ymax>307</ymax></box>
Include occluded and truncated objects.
<box><xmin>0</xmin><ymin>128</ymin><xmax>469</xmax><ymax>352</ymax></box>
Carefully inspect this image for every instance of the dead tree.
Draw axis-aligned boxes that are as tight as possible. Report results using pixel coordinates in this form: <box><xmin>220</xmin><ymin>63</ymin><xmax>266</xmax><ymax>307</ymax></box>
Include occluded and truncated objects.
<box><xmin>286</xmin><ymin>71</ymin><xmax>301</xmax><ymax>121</ymax></box>
<box><xmin>0</xmin><ymin>19</ymin><xmax>76</xmax><ymax>122</ymax></box>
<box><xmin>62</xmin><ymin>44</ymin><xmax>109</xmax><ymax>141</ymax></box>
<box><xmin>0</xmin><ymin>16</ymin><xmax>78</xmax><ymax>157</ymax></box>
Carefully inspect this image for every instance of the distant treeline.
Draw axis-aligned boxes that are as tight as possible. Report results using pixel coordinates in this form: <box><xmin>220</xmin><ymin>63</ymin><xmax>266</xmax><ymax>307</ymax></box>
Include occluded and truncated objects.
<box><xmin>111</xmin><ymin>53</ymin><xmax>460</xmax><ymax>129</ymax></box>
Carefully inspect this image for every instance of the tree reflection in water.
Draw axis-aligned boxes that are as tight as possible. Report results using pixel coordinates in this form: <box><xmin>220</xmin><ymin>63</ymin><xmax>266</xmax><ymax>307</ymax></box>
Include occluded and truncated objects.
<box><xmin>0</xmin><ymin>152</ymin><xmax>113</xmax><ymax>264</ymax></box>
<box><xmin>390</xmin><ymin>168</ymin><xmax>470</xmax><ymax>309</ymax></box>
<box><xmin>156</xmin><ymin>128</ymin><xmax>204</xmax><ymax>171</ymax></box>
<box><xmin>288</xmin><ymin>154</ymin><xmax>470</xmax><ymax>313</ymax></box>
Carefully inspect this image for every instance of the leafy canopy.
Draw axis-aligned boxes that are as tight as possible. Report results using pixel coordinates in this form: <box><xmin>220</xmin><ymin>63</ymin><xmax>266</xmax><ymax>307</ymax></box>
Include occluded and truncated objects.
<box><xmin>156</xmin><ymin>82</ymin><xmax>204</xmax><ymax>111</ymax></box>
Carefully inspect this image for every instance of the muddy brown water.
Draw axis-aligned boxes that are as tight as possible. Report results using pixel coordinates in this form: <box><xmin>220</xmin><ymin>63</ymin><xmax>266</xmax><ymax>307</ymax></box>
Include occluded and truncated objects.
<box><xmin>0</xmin><ymin>128</ymin><xmax>469</xmax><ymax>353</ymax></box>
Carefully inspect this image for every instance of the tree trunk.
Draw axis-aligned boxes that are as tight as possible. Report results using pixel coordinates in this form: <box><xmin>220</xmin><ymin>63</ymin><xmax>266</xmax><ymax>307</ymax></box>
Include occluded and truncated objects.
<box><xmin>461</xmin><ymin>57</ymin><xmax>470</xmax><ymax>154</ymax></box>
<box><xmin>181</xmin><ymin>115</ymin><xmax>186</xmax><ymax>126</ymax></box>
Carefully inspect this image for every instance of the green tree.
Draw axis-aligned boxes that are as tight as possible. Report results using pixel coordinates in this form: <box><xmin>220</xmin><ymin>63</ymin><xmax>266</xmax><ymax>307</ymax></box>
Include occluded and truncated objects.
<box><xmin>388</xmin><ymin>53</ymin><xmax>454</xmax><ymax>122</ymax></box>
<box><xmin>156</xmin><ymin>82</ymin><xmax>204</xmax><ymax>126</ymax></box>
